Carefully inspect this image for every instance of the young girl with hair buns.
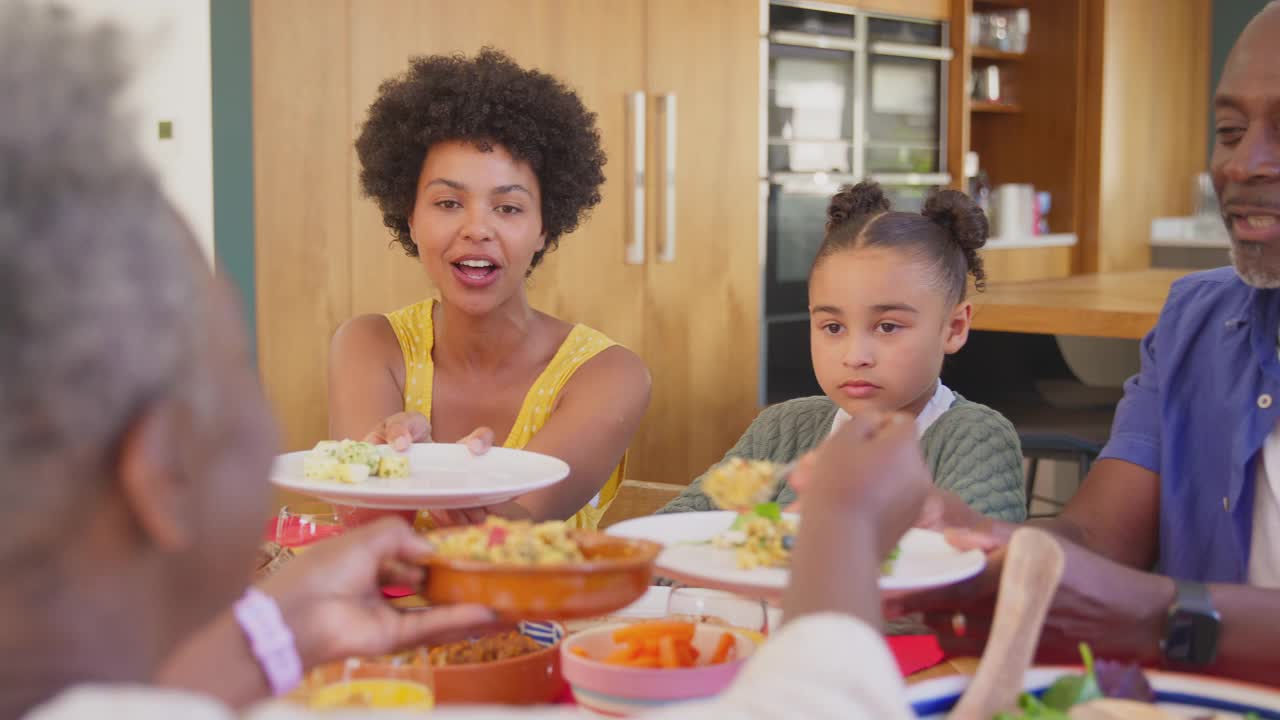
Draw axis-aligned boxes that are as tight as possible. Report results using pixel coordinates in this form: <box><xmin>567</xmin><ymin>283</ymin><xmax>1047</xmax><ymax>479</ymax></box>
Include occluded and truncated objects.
<box><xmin>660</xmin><ymin>181</ymin><xmax>1025</xmax><ymax>522</ymax></box>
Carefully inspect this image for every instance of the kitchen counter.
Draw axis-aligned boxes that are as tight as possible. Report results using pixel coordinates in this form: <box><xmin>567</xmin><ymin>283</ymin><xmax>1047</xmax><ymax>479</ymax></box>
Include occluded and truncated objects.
<box><xmin>970</xmin><ymin>269</ymin><xmax>1192</xmax><ymax>340</ymax></box>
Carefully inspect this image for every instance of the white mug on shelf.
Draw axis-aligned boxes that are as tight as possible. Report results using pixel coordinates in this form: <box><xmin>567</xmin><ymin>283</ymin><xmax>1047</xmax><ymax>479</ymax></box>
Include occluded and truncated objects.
<box><xmin>990</xmin><ymin>184</ymin><xmax>1036</xmax><ymax>243</ymax></box>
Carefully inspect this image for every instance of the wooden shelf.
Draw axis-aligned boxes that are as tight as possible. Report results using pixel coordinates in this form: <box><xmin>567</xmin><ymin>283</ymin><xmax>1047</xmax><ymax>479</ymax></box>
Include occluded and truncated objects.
<box><xmin>973</xmin><ymin>0</ymin><xmax>1029</xmax><ymax>8</ymax></box>
<box><xmin>972</xmin><ymin>47</ymin><xmax>1026</xmax><ymax>62</ymax></box>
<box><xmin>971</xmin><ymin>100</ymin><xmax>1022</xmax><ymax>114</ymax></box>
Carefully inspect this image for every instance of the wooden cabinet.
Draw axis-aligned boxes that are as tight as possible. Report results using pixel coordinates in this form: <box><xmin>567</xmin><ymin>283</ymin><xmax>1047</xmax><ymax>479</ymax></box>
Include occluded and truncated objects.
<box><xmin>638</xmin><ymin>0</ymin><xmax>761</xmax><ymax>485</ymax></box>
<box><xmin>253</xmin><ymin>0</ymin><xmax>760</xmax><ymax>486</ymax></box>
<box><xmin>253</xmin><ymin>0</ymin><xmax>353</xmax><ymax>455</ymax></box>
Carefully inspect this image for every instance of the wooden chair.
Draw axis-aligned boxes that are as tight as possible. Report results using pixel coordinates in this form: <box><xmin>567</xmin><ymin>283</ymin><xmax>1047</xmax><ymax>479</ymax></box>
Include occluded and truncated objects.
<box><xmin>600</xmin><ymin>480</ymin><xmax>686</xmax><ymax>528</ymax></box>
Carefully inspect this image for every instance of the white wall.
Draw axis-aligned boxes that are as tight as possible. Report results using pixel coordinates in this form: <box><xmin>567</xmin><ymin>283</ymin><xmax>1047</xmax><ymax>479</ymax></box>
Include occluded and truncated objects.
<box><xmin>44</xmin><ymin>0</ymin><xmax>215</xmax><ymax>262</ymax></box>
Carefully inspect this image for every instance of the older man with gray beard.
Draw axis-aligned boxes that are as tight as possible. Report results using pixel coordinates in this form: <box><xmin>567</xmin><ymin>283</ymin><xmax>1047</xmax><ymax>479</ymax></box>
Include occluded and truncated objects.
<box><xmin>901</xmin><ymin>0</ymin><xmax>1280</xmax><ymax>687</ymax></box>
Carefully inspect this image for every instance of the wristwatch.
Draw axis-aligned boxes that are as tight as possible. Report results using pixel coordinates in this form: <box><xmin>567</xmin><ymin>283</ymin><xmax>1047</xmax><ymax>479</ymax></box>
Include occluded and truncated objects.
<box><xmin>1161</xmin><ymin>579</ymin><xmax>1221</xmax><ymax>666</ymax></box>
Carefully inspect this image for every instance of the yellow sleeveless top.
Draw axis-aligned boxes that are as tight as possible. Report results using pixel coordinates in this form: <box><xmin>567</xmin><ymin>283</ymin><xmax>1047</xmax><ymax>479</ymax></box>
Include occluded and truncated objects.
<box><xmin>385</xmin><ymin>299</ymin><xmax>624</xmax><ymax>529</ymax></box>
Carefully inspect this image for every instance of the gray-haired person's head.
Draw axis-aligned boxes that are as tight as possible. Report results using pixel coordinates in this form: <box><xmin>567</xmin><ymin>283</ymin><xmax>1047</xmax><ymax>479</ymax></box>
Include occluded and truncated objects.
<box><xmin>0</xmin><ymin>2</ymin><xmax>210</xmax><ymax>538</ymax></box>
<box><xmin>0</xmin><ymin>4</ymin><xmax>277</xmax><ymax>708</ymax></box>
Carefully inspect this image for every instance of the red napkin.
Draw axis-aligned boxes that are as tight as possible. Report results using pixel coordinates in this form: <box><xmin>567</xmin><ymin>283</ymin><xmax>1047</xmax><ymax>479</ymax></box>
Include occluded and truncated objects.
<box><xmin>887</xmin><ymin>635</ymin><xmax>945</xmax><ymax>676</ymax></box>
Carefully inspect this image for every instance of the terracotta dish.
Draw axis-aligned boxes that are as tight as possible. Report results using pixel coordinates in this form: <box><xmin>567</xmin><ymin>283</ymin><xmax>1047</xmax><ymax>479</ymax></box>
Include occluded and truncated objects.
<box><xmin>421</xmin><ymin>530</ymin><xmax>662</xmax><ymax>620</ymax></box>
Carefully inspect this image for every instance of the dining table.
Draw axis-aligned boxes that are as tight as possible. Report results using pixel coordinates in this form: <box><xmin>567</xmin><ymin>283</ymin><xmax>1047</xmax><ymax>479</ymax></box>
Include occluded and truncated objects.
<box><xmin>969</xmin><ymin>268</ymin><xmax>1192</xmax><ymax>340</ymax></box>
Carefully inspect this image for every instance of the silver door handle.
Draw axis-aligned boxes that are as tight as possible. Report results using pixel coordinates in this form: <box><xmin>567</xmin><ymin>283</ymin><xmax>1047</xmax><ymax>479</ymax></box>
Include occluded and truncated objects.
<box><xmin>870</xmin><ymin>42</ymin><xmax>954</xmax><ymax>61</ymax></box>
<box><xmin>626</xmin><ymin>91</ymin><xmax>646</xmax><ymax>265</ymax></box>
<box><xmin>869</xmin><ymin>172</ymin><xmax>953</xmax><ymax>186</ymax></box>
<box><xmin>658</xmin><ymin>93</ymin><xmax>677</xmax><ymax>263</ymax></box>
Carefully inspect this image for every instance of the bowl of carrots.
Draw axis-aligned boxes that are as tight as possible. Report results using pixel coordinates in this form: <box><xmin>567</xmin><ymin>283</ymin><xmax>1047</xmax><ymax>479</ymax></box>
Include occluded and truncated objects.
<box><xmin>559</xmin><ymin>619</ymin><xmax>757</xmax><ymax>716</ymax></box>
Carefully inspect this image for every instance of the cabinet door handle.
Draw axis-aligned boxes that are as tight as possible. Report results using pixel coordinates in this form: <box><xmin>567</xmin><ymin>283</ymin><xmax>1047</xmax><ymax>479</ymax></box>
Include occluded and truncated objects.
<box><xmin>869</xmin><ymin>41</ymin><xmax>954</xmax><ymax>61</ymax></box>
<box><xmin>626</xmin><ymin>91</ymin><xmax>646</xmax><ymax>265</ymax></box>
<box><xmin>658</xmin><ymin>93</ymin><xmax>677</xmax><ymax>263</ymax></box>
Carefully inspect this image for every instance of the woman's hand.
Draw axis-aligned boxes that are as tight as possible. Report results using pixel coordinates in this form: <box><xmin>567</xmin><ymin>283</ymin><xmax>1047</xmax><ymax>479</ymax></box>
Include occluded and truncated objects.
<box><xmin>362</xmin><ymin>414</ymin><xmax>493</xmax><ymax>456</ymax></box>
<box><xmin>421</xmin><ymin>427</ymin><xmax>507</xmax><ymax>526</ymax></box>
<box><xmin>345</xmin><ymin>424</ymin><xmax>497</xmax><ymax>527</ymax></box>
<box><xmin>363</xmin><ymin>411</ymin><xmax>432</xmax><ymax>451</ymax></box>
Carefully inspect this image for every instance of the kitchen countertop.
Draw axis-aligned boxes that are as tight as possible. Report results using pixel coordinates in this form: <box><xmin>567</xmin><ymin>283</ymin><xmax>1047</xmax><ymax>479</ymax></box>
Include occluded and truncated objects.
<box><xmin>970</xmin><ymin>268</ymin><xmax>1191</xmax><ymax>340</ymax></box>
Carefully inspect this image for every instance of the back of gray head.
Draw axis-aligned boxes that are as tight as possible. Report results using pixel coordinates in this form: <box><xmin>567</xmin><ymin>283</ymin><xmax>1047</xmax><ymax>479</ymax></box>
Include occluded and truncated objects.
<box><xmin>0</xmin><ymin>2</ymin><xmax>206</xmax><ymax>527</ymax></box>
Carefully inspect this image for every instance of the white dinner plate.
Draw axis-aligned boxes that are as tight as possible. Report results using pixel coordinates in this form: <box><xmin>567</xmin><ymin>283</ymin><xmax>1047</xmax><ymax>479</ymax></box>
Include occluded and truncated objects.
<box><xmin>606</xmin><ymin>511</ymin><xmax>984</xmax><ymax>598</ymax></box>
<box><xmin>270</xmin><ymin>443</ymin><xmax>569</xmax><ymax>510</ymax></box>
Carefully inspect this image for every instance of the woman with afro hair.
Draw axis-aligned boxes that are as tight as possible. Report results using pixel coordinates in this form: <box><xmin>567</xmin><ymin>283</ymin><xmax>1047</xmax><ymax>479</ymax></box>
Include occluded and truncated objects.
<box><xmin>330</xmin><ymin>49</ymin><xmax>651</xmax><ymax>530</ymax></box>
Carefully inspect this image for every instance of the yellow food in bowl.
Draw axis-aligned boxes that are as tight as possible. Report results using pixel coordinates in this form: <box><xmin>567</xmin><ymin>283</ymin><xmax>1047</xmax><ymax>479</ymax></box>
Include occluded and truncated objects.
<box><xmin>427</xmin><ymin>517</ymin><xmax>584</xmax><ymax>565</ymax></box>
<box><xmin>307</xmin><ymin>679</ymin><xmax>434</xmax><ymax>710</ymax></box>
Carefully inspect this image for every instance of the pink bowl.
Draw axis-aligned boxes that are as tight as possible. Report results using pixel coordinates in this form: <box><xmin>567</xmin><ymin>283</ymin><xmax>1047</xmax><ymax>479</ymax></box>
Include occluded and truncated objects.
<box><xmin>559</xmin><ymin>622</ymin><xmax>757</xmax><ymax>715</ymax></box>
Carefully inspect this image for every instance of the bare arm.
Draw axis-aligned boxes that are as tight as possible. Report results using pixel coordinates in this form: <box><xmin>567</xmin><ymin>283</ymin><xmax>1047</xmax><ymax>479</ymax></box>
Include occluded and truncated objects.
<box><xmin>1033</xmin><ymin>458</ymin><xmax>1162</xmax><ymax>570</ymax></box>
<box><xmin>785</xmin><ymin>500</ymin><xmax>883</xmax><ymax>629</ymax></box>
<box><xmin>905</xmin><ymin>458</ymin><xmax>1163</xmax><ymax>652</ymax></box>
<box><xmin>785</xmin><ymin>414</ymin><xmax>929</xmax><ymax>627</ymax></box>
<box><xmin>511</xmin><ymin>346</ymin><xmax>651</xmax><ymax>521</ymax></box>
<box><xmin>919</xmin><ymin>456</ymin><xmax>1160</xmax><ymax>570</ymax></box>
<box><xmin>328</xmin><ymin>314</ymin><xmax>408</xmax><ymax>441</ymax></box>
<box><xmin>1033</xmin><ymin>544</ymin><xmax>1280</xmax><ymax>686</ymax></box>
<box><xmin>908</xmin><ymin>504</ymin><xmax>1280</xmax><ymax>686</ymax></box>
<box><xmin>155</xmin><ymin>610</ymin><xmax>269</xmax><ymax>708</ymax></box>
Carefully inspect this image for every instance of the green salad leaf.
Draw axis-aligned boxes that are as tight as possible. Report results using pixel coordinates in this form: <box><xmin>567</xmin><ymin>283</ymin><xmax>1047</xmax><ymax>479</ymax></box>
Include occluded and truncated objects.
<box><xmin>992</xmin><ymin>693</ymin><xmax>1070</xmax><ymax>719</ymax></box>
<box><xmin>988</xmin><ymin>644</ymin><xmax>1103</xmax><ymax>719</ymax></box>
<box><xmin>729</xmin><ymin>502</ymin><xmax>782</xmax><ymax>529</ymax></box>
<box><xmin>1040</xmin><ymin>644</ymin><xmax>1103</xmax><ymax>710</ymax></box>
<box><xmin>753</xmin><ymin>501</ymin><xmax>782</xmax><ymax>521</ymax></box>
